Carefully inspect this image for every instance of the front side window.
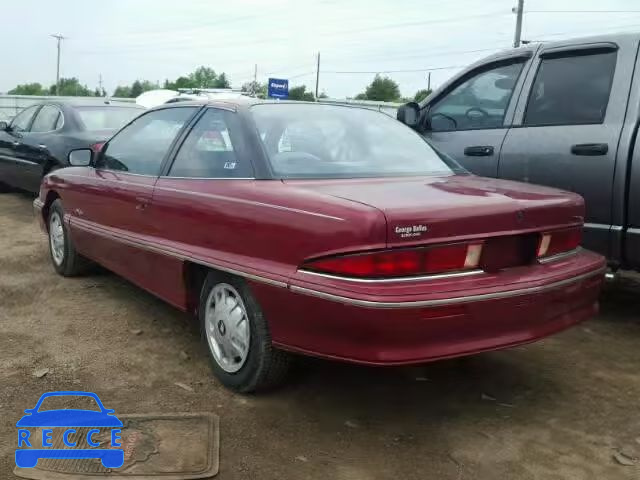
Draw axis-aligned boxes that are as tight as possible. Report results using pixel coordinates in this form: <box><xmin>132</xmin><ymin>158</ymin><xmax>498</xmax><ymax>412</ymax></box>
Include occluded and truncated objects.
<box><xmin>524</xmin><ymin>50</ymin><xmax>617</xmax><ymax>126</ymax></box>
<box><xmin>99</xmin><ymin>107</ymin><xmax>196</xmax><ymax>176</ymax></box>
<box><xmin>252</xmin><ymin>104</ymin><xmax>461</xmax><ymax>179</ymax></box>
<box><xmin>10</xmin><ymin>105</ymin><xmax>39</xmax><ymax>133</ymax></box>
<box><xmin>31</xmin><ymin>105</ymin><xmax>62</xmax><ymax>133</ymax></box>
<box><xmin>429</xmin><ymin>61</ymin><xmax>525</xmax><ymax>132</ymax></box>
<box><xmin>169</xmin><ymin>109</ymin><xmax>253</xmax><ymax>178</ymax></box>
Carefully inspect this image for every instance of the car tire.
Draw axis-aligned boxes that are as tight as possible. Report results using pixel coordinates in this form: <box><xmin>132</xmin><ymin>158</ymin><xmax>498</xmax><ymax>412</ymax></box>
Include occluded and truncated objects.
<box><xmin>48</xmin><ymin>199</ymin><xmax>91</xmax><ymax>276</ymax></box>
<box><xmin>199</xmin><ymin>271</ymin><xmax>292</xmax><ymax>393</ymax></box>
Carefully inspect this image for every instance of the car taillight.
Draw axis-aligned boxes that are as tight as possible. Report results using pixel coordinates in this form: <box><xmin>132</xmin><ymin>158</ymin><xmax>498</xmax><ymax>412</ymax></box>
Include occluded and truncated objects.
<box><xmin>537</xmin><ymin>227</ymin><xmax>582</xmax><ymax>258</ymax></box>
<box><xmin>302</xmin><ymin>242</ymin><xmax>483</xmax><ymax>279</ymax></box>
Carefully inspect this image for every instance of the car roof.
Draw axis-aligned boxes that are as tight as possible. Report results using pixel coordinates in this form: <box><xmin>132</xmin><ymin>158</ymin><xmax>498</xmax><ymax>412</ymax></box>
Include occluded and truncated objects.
<box><xmin>149</xmin><ymin>97</ymin><xmax>381</xmax><ymax>113</ymax></box>
<box><xmin>43</xmin><ymin>99</ymin><xmax>144</xmax><ymax>109</ymax></box>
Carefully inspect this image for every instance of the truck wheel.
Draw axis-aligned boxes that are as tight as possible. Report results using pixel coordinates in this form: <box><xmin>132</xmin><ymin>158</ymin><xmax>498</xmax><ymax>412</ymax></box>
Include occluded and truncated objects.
<box><xmin>199</xmin><ymin>271</ymin><xmax>292</xmax><ymax>393</ymax></box>
<box><xmin>48</xmin><ymin>199</ymin><xmax>90</xmax><ymax>276</ymax></box>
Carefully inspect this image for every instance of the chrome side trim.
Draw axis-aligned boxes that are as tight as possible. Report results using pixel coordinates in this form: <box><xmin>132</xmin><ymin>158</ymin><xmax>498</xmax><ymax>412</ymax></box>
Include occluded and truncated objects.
<box><xmin>159</xmin><ymin>176</ymin><xmax>255</xmax><ymax>180</ymax></box>
<box><xmin>583</xmin><ymin>223</ymin><xmax>624</xmax><ymax>233</ymax></box>
<box><xmin>153</xmin><ymin>185</ymin><xmax>346</xmax><ymax>221</ymax></box>
<box><xmin>298</xmin><ymin>268</ymin><xmax>484</xmax><ymax>283</ymax></box>
<box><xmin>2</xmin><ymin>157</ymin><xmax>38</xmax><ymax>166</ymax></box>
<box><xmin>289</xmin><ymin>267</ymin><xmax>606</xmax><ymax>309</ymax></box>
<box><xmin>69</xmin><ymin>217</ymin><xmax>288</xmax><ymax>288</ymax></box>
<box><xmin>583</xmin><ymin>222</ymin><xmax>611</xmax><ymax>231</ymax></box>
<box><xmin>538</xmin><ymin>247</ymin><xmax>581</xmax><ymax>264</ymax></box>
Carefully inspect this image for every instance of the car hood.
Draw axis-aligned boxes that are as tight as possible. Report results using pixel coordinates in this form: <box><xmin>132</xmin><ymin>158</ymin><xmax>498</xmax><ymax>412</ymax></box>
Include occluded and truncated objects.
<box><xmin>284</xmin><ymin>175</ymin><xmax>584</xmax><ymax>246</ymax></box>
<box><xmin>16</xmin><ymin>410</ymin><xmax>123</xmax><ymax>427</ymax></box>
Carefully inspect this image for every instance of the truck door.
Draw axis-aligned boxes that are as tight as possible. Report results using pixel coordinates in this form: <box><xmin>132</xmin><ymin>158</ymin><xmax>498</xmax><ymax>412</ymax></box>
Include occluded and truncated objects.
<box><xmin>499</xmin><ymin>39</ymin><xmax>637</xmax><ymax>259</ymax></box>
<box><xmin>626</xmin><ymin>133</ymin><xmax>640</xmax><ymax>269</ymax></box>
<box><xmin>420</xmin><ymin>53</ymin><xmax>533</xmax><ymax>178</ymax></box>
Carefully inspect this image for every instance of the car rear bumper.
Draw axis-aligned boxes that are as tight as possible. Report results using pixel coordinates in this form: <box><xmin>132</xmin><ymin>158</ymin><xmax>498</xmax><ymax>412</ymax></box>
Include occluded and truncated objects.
<box><xmin>251</xmin><ymin>249</ymin><xmax>605</xmax><ymax>365</ymax></box>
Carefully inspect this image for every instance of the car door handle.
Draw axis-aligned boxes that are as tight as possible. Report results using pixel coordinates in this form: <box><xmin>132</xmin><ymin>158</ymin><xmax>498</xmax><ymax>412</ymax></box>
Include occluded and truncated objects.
<box><xmin>571</xmin><ymin>143</ymin><xmax>608</xmax><ymax>156</ymax></box>
<box><xmin>464</xmin><ymin>145</ymin><xmax>494</xmax><ymax>156</ymax></box>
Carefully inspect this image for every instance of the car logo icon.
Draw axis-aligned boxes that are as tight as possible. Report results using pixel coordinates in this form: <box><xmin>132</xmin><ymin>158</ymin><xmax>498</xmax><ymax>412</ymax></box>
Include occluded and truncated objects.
<box><xmin>15</xmin><ymin>391</ymin><xmax>124</xmax><ymax>469</ymax></box>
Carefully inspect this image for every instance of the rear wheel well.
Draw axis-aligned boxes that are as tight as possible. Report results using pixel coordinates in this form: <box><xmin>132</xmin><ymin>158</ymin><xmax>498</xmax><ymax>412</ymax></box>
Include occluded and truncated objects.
<box><xmin>42</xmin><ymin>191</ymin><xmax>61</xmax><ymax>229</ymax></box>
<box><xmin>184</xmin><ymin>261</ymin><xmax>210</xmax><ymax>315</ymax></box>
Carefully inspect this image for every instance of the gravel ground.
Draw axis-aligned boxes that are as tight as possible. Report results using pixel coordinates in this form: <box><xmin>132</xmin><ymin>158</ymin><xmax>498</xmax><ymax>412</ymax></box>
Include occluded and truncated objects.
<box><xmin>1</xmin><ymin>191</ymin><xmax>640</xmax><ymax>480</ymax></box>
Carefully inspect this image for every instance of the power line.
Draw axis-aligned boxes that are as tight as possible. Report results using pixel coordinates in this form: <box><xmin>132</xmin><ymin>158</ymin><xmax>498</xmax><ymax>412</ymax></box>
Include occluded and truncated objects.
<box><xmin>288</xmin><ymin>71</ymin><xmax>316</xmax><ymax>79</ymax></box>
<box><xmin>526</xmin><ymin>10</ymin><xmax>640</xmax><ymax>13</ymax></box>
<box><xmin>523</xmin><ymin>21</ymin><xmax>640</xmax><ymax>42</ymax></box>
<box><xmin>73</xmin><ymin>12</ymin><xmax>512</xmax><ymax>56</ymax></box>
<box><xmin>322</xmin><ymin>65</ymin><xmax>466</xmax><ymax>75</ymax></box>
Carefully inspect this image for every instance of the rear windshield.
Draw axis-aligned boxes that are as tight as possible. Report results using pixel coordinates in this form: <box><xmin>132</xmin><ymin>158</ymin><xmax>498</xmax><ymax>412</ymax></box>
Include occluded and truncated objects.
<box><xmin>251</xmin><ymin>104</ymin><xmax>460</xmax><ymax>179</ymax></box>
<box><xmin>76</xmin><ymin>106</ymin><xmax>142</xmax><ymax>131</ymax></box>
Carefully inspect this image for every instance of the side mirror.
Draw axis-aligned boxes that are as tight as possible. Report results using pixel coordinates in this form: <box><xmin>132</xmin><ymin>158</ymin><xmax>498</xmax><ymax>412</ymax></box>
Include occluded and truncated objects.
<box><xmin>0</xmin><ymin>121</ymin><xmax>9</xmax><ymax>131</ymax></box>
<box><xmin>68</xmin><ymin>149</ymin><xmax>93</xmax><ymax>167</ymax></box>
<box><xmin>396</xmin><ymin>102</ymin><xmax>420</xmax><ymax>128</ymax></box>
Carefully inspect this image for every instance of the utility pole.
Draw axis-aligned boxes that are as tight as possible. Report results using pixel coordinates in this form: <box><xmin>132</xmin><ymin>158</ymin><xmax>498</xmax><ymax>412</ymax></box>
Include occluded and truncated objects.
<box><xmin>253</xmin><ymin>63</ymin><xmax>257</xmax><ymax>95</ymax></box>
<box><xmin>98</xmin><ymin>74</ymin><xmax>104</xmax><ymax>96</ymax></box>
<box><xmin>512</xmin><ymin>0</ymin><xmax>524</xmax><ymax>48</ymax></box>
<box><xmin>51</xmin><ymin>34</ymin><xmax>66</xmax><ymax>96</ymax></box>
<box><xmin>427</xmin><ymin>72</ymin><xmax>431</xmax><ymax>91</ymax></box>
<box><xmin>315</xmin><ymin>52</ymin><xmax>320</xmax><ymax>100</ymax></box>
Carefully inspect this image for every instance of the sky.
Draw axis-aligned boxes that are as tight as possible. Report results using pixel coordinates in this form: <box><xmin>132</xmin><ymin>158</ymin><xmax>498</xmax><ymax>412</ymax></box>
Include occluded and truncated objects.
<box><xmin>2</xmin><ymin>0</ymin><xmax>640</xmax><ymax>98</ymax></box>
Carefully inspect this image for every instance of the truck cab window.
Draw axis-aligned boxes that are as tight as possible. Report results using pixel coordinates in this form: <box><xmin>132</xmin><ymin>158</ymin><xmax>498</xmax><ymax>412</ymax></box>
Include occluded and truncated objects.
<box><xmin>428</xmin><ymin>61</ymin><xmax>524</xmax><ymax>132</ymax></box>
<box><xmin>524</xmin><ymin>50</ymin><xmax>617</xmax><ymax>126</ymax></box>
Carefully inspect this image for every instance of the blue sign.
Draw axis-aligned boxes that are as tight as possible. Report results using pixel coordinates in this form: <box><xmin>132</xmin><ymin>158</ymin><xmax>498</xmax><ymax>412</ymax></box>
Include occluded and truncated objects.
<box><xmin>268</xmin><ymin>78</ymin><xmax>289</xmax><ymax>99</ymax></box>
<box><xmin>16</xmin><ymin>391</ymin><xmax>124</xmax><ymax>469</ymax></box>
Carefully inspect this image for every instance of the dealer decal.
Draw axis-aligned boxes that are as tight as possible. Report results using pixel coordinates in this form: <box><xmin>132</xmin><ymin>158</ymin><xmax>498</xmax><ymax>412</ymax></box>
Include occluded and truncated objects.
<box><xmin>394</xmin><ymin>224</ymin><xmax>428</xmax><ymax>238</ymax></box>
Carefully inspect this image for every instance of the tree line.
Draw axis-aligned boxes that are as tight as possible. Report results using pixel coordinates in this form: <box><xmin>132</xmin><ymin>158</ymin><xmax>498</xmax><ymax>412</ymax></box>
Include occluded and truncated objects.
<box><xmin>7</xmin><ymin>66</ymin><xmax>432</xmax><ymax>103</ymax></box>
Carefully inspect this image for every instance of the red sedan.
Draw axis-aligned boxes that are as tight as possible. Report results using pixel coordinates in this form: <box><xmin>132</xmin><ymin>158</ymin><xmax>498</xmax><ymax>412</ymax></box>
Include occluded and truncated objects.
<box><xmin>34</xmin><ymin>100</ymin><xmax>605</xmax><ymax>392</ymax></box>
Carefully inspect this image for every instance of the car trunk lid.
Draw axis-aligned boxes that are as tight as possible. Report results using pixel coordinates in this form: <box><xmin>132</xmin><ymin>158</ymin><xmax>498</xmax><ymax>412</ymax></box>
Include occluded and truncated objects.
<box><xmin>284</xmin><ymin>175</ymin><xmax>585</xmax><ymax>268</ymax></box>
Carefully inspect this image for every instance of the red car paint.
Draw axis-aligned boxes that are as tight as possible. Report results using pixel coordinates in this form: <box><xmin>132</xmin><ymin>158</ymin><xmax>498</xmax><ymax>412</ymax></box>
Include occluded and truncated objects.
<box><xmin>33</xmin><ymin>101</ymin><xmax>605</xmax><ymax>366</ymax></box>
<box><xmin>35</xmin><ymin>169</ymin><xmax>605</xmax><ymax>365</ymax></box>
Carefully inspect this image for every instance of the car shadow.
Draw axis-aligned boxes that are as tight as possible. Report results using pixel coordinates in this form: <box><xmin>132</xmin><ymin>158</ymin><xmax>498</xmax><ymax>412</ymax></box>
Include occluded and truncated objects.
<box><xmin>600</xmin><ymin>273</ymin><xmax>640</xmax><ymax>320</ymax></box>
<box><xmin>266</xmin><ymin>346</ymin><xmax>557</xmax><ymax>429</ymax></box>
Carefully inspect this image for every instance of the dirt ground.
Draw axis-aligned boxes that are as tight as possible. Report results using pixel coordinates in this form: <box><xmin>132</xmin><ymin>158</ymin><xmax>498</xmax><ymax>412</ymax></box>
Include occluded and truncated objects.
<box><xmin>1</xmin><ymin>192</ymin><xmax>640</xmax><ymax>480</ymax></box>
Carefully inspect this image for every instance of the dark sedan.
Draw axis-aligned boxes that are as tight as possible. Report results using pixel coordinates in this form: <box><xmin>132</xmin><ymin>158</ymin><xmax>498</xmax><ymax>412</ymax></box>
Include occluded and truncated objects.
<box><xmin>0</xmin><ymin>100</ymin><xmax>144</xmax><ymax>193</ymax></box>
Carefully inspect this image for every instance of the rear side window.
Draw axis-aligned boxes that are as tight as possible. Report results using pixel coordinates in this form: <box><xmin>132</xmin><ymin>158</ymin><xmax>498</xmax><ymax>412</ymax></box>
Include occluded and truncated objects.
<box><xmin>31</xmin><ymin>105</ymin><xmax>62</xmax><ymax>132</ymax></box>
<box><xmin>76</xmin><ymin>106</ymin><xmax>142</xmax><ymax>131</ymax></box>
<box><xmin>524</xmin><ymin>50</ymin><xmax>617</xmax><ymax>126</ymax></box>
<box><xmin>169</xmin><ymin>109</ymin><xmax>253</xmax><ymax>178</ymax></box>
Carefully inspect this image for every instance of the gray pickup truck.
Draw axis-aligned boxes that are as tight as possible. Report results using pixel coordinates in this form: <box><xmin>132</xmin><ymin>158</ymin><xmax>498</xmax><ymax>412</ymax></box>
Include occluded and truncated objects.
<box><xmin>398</xmin><ymin>32</ymin><xmax>640</xmax><ymax>272</ymax></box>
